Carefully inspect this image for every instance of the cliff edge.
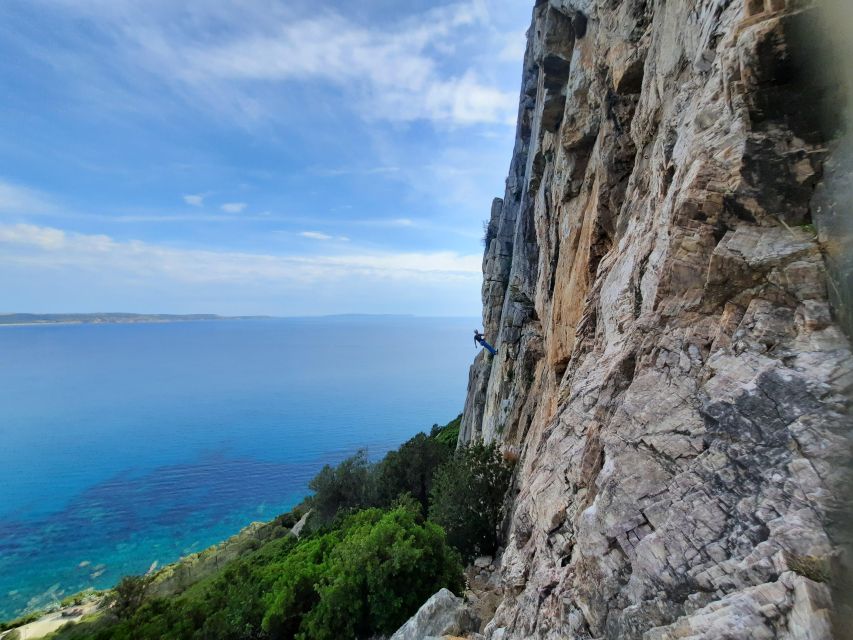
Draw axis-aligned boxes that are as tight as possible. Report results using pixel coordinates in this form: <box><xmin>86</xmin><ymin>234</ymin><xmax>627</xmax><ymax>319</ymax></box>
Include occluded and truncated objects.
<box><xmin>460</xmin><ymin>1</ymin><xmax>852</xmax><ymax>638</ymax></box>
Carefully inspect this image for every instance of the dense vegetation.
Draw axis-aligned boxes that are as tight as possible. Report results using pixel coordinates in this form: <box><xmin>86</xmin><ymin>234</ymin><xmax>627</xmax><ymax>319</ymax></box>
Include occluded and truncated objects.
<box><xmin>429</xmin><ymin>442</ymin><xmax>514</xmax><ymax>561</ymax></box>
<box><xmin>44</xmin><ymin>415</ymin><xmax>513</xmax><ymax>640</ymax></box>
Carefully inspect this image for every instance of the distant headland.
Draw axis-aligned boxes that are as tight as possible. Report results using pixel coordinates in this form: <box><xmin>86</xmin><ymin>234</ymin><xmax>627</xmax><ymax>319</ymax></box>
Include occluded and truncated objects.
<box><xmin>0</xmin><ymin>313</ymin><xmax>271</xmax><ymax>326</ymax></box>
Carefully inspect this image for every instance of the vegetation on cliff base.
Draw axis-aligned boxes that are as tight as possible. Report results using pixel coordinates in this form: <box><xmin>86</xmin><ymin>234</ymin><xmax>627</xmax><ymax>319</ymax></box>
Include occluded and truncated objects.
<box><xmin>43</xmin><ymin>416</ymin><xmax>512</xmax><ymax>640</ymax></box>
<box><xmin>306</xmin><ymin>416</ymin><xmax>460</xmax><ymax>525</ymax></box>
<box><xmin>53</xmin><ymin>504</ymin><xmax>460</xmax><ymax>640</ymax></box>
<box><xmin>429</xmin><ymin>442</ymin><xmax>514</xmax><ymax>561</ymax></box>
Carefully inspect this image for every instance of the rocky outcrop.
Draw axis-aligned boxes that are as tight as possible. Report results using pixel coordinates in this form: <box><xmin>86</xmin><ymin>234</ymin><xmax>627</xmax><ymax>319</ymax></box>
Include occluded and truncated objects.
<box><xmin>390</xmin><ymin>589</ymin><xmax>474</xmax><ymax>640</ymax></box>
<box><xmin>460</xmin><ymin>1</ymin><xmax>852</xmax><ymax>638</ymax></box>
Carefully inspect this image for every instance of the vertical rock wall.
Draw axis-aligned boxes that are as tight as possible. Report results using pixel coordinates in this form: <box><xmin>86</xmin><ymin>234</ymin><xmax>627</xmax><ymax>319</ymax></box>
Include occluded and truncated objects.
<box><xmin>461</xmin><ymin>0</ymin><xmax>852</xmax><ymax>637</ymax></box>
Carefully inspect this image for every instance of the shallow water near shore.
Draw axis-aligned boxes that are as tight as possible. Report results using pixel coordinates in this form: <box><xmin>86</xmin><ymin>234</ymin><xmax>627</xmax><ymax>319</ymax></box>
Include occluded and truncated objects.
<box><xmin>0</xmin><ymin>316</ymin><xmax>475</xmax><ymax>620</ymax></box>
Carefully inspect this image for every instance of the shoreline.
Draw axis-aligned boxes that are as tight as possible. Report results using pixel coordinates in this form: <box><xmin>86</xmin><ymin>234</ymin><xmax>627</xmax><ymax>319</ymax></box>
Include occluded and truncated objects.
<box><xmin>0</xmin><ymin>512</ymin><xmax>302</xmax><ymax>637</ymax></box>
<box><xmin>0</xmin><ymin>601</ymin><xmax>101</xmax><ymax>640</ymax></box>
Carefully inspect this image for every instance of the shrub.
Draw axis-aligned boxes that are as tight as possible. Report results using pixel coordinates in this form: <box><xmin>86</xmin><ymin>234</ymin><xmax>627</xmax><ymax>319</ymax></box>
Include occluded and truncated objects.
<box><xmin>376</xmin><ymin>432</ymin><xmax>453</xmax><ymax>511</ymax></box>
<box><xmin>108</xmin><ymin>574</ymin><xmax>152</xmax><ymax>621</ymax></box>
<box><xmin>431</xmin><ymin>414</ymin><xmax>461</xmax><ymax>447</ymax></box>
<box><xmin>48</xmin><ymin>417</ymin><xmax>469</xmax><ymax>640</ymax></box>
<box><xmin>787</xmin><ymin>553</ymin><xmax>832</xmax><ymax>583</ymax></box>
<box><xmin>0</xmin><ymin>612</ymin><xmax>40</xmax><ymax>633</ymax></box>
<box><xmin>307</xmin><ymin>416</ymin><xmax>460</xmax><ymax>523</ymax></box>
<box><xmin>429</xmin><ymin>442</ymin><xmax>514</xmax><ymax>561</ymax></box>
<box><xmin>482</xmin><ymin>219</ymin><xmax>497</xmax><ymax>247</ymax></box>
<box><xmin>263</xmin><ymin>502</ymin><xmax>462</xmax><ymax>639</ymax></box>
<box><xmin>307</xmin><ymin>449</ymin><xmax>377</xmax><ymax>525</ymax></box>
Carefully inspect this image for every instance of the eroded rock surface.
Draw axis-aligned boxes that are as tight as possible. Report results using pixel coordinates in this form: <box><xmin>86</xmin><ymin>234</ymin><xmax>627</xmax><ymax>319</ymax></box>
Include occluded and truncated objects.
<box><xmin>390</xmin><ymin>588</ymin><xmax>473</xmax><ymax>640</ymax></box>
<box><xmin>459</xmin><ymin>1</ymin><xmax>852</xmax><ymax>638</ymax></box>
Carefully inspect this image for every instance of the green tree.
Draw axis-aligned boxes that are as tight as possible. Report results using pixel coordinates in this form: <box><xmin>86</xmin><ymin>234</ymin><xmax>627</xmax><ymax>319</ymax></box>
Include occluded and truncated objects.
<box><xmin>108</xmin><ymin>574</ymin><xmax>153</xmax><ymax>621</ymax></box>
<box><xmin>307</xmin><ymin>449</ymin><xmax>377</xmax><ymax>525</ymax></box>
<box><xmin>263</xmin><ymin>502</ymin><xmax>462</xmax><ymax>640</ymax></box>
<box><xmin>375</xmin><ymin>432</ymin><xmax>453</xmax><ymax>511</ymax></box>
<box><xmin>430</xmin><ymin>415</ymin><xmax>461</xmax><ymax>447</ymax></box>
<box><xmin>429</xmin><ymin>442</ymin><xmax>514</xmax><ymax>561</ymax></box>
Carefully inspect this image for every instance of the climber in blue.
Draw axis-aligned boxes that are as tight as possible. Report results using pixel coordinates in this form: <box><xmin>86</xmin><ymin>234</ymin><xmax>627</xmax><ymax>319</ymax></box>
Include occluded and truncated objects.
<box><xmin>474</xmin><ymin>330</ymin><xmax>498</xmax><ymax>356</ymax></box>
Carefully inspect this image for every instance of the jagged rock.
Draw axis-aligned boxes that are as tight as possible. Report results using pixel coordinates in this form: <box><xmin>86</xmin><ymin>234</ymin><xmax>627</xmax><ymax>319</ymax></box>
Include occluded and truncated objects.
<box><xmin>390</xmin><ymin>589</ymin><xmax>472</xmax><ymax>640</ymax></box>
<box><xmin>455</xmin><ymin>1</ymin><xmax>852</xmax><ymax>638</ymax></box>
<box><xmin>289</xmin><ymin>510</ymin><xmax>310</xmax><ymax>538</ymax></box>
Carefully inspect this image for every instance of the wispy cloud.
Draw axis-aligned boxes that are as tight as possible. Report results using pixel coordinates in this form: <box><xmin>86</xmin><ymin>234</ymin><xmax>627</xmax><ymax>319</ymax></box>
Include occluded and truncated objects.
<box><xmin>0</xmin><ymin>223</ymin><xmax>480</xmax><ymax>285</ymax></box>
<box><xmin>15</xmin><ymin>1</ymin><xmax>517</xmax><ymax>127</ymax></box>
<box><xmin>356</xmin><ymin>217</ymin><xmax>418</xmax><ymax>228</ymax></box>
<box><xmin>220</xmin><ymin>202</ymin><xmax>247</xmax><ymax>213</ymax></box>
<box><xmin>312</xmin><ymin>166</ymin><xmax>401</xmax><ymax>177</ymax></box>
<box><xmin>300</xmin><ymin>231</ymin><xmax>332</xmax><ymax>241</ymax></box>
<box><xmin>0</xmin><ymin>179</ymin><xmax>56</xmax><ymax>215</ymax></box>
<box><xmin>498</xmin><ymin>29</ymin><xmax>527</xmax><ymax>62</ymax></box>
<box><xmin>183</xmin><ymin>194</ymin><xmax>205</xmax><ymax>207</ymax></box>
<box><xmin>173</xmin><ymin>4</ymin><xmax>515</xmax><ymax>125</ymax></box>
<box><xmin>300</xmin><ymin>231</ymin><xmax>350</xmax><ymax>242</ymax></box>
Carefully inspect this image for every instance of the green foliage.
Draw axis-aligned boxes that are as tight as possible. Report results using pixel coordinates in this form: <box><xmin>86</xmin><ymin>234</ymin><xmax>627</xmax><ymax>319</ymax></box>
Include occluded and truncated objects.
<box><xmin>59</xmin><ymin>592</ymin><xmax>90</xmax><ymax>608</ymax></box>
<box><xmin>307</xmin><ymin>449</ymin><xmax>377</xmax><ymax>525</ymax></box>
<box><xmin>376</xmin><ymin>432</ymin><xmax>453</xmax><ymax>511</ymax></box>
<box><xmin>53</xmin><ymin>504</ymin><xmax>461</xmax><ymax>640</ymax></box>
<box><xmin>429</xmin><ymin>442</ymin><xmax>514</xmax><ymax>561</ymax></box>
<box><xmin>107</xmin><ymin>575</ymin><xmax>152</xmax><ymax>621</ymax></box>
<box><xmin>44</xmin><ymin>415</ymin><xmax>516</xmax><ymax>640</ymax></box>
<box><xmin>0</xmin><ymin>612</ymin><xmax>40</xmax><ymax>632</ymax></box>
<box><xmin>787</xmin><ymin>553</ymin><xmax>832</xmax><ymax>583</ymax></box>
<box><xmin>307</xmin><ymin>416</ymin><xmax>460</xmax><ymax>524</ymax></box>
<box><xmin>262</xmin><ymin>530</ymin><xmax>342</xmax><ymax>637</ymax></box>
<box><xmin>271</xmin><ymin>506</ymin><xmax>306</xmax><ymax>530</ymax></box>
<box><xmin>265</xmin><ymin>504</ymin><xmax>462</xmax><ymax>639</ymax></box>
<box><xmin>431</xmin><ymin>414</ymin><xmax>461</xmax><ymax>447</ymax></box>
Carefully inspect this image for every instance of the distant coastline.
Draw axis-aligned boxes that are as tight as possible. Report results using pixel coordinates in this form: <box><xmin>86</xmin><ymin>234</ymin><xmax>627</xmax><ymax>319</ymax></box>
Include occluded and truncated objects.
<box><xmin>0</xmin><ymin>313</ymin><xmax>478</xmax><ymax>327</ymax></box>
<box><xmin>0</xmin><ymin>313</ymin><xmax>271</xmax><ymax>326</ymax></box>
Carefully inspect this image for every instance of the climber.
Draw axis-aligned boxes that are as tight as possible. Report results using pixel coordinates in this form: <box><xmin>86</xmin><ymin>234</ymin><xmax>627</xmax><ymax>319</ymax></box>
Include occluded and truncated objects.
<box><xmin>474</xmin><ymin>330</ymin><xmax>498</xmax><ymax>356</ymax></box>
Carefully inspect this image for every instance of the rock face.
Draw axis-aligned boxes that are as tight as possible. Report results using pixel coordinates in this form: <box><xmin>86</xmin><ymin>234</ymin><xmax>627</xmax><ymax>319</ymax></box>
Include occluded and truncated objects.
<box><xmin>460</xmin><ymin>1</ymin><xmax>852</xmax><ymax>638</ymax></box>
<box><xmin>390</xmin><ymin>588</ymin><xmax>471</xmax><ymax>640</ymax></box>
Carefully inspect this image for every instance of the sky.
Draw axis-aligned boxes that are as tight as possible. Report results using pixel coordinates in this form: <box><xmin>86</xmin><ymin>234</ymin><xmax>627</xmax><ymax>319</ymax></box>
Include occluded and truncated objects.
<box><xmin>0</xmin><ymin>0</ymin><xmax>530</xmax><ymax>316</ymax></box>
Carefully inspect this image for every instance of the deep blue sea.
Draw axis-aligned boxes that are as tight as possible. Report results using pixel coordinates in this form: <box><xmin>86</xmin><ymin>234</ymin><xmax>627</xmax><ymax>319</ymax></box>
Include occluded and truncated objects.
<box><xmin>0</xmin><ymin>316</ymin><xmax>476</xmax><ymax>620</ymax></box>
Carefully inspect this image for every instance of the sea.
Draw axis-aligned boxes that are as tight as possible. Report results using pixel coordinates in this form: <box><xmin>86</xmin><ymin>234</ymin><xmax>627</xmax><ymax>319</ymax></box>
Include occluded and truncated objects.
<box><xmin>0</xmin><ymin>316</ymin><xmax>477</xmax><ymax>620</ymax></box>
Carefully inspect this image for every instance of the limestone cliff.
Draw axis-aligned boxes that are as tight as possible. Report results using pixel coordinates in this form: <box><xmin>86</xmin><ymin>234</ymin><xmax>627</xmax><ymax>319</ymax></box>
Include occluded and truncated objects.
<box><xmin>460</xmin><ymin>1</ymin><xmax>852</xmax><ymax>638</ymax></box>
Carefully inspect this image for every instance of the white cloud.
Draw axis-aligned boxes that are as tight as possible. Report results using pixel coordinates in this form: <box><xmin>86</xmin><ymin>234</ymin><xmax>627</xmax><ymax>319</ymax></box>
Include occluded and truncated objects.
<box><xmin>300</xmin><ymin>231</ymin><xmax>351</xmax><ymax>242</ymax></box>
<box><xmin>498</xmin><ymin>29</ymin><xmax>527</xmax><ymax>62</ymax></box>
<box><xmin>357</xmin><ymin>217</ymin><xmax>418</xmax><ymax>228</ymax></box>
<box><xmin>177</xmin><ymin>10</ymin><xmax>517</xmax><ymax>125</ymax></box>
<box><xmin>25</xmin><ymin>1</ymin><xmax>518</xmax><ymax>127</ymax></box>
<box><xmin>183</xmin><ymin>193</ymin><xmax>205</xmax><ymax>207</ymax></box>
<box><xmin>0</xmin><ymin>179</ymin><xmax>55</xmax><ymax>215</ymax></box>
<box><xmin>300</xmin><ymin>231</ymin><xmax>332</xmax><ymax>241</ymax></box>
<box><xmin>313</xmin><ymin>166</ymin><xmax>400</xmax><ymax>177</ymax></box>
<box><xmin>220</xmin><ymin>202</ymin><xmax>247</xmax><ymax>213</ymax></box>
<box><xmin>0</xmin><ymin>223</ymin><xmax>480</xmax><ymax>285</ymax></box>
<box><xmin>0</xmin><ymin>223</ymin><xmax>67</xmax><ymax>249</ymax></box>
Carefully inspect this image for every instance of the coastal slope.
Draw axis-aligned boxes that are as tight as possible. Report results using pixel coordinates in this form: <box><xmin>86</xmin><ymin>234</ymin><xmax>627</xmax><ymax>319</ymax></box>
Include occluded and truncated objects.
<box><xmin>460</xmin><ymin>0</ymin><xmax>852</xmax><ymax>638</ymax></box>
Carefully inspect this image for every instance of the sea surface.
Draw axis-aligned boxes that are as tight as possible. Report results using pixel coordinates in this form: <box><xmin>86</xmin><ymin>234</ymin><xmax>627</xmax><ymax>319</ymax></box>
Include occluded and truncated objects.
<box><xmin>0</xmin><ymin>316</ymin><xmax>477</xmax><ymax>620</ymax></box>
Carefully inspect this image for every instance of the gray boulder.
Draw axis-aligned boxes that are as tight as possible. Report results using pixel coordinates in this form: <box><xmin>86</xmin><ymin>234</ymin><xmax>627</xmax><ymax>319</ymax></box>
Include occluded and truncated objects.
<box><xmin>390</xmin><ymin>588</ymin><xmax>469</xmax><ymax>640</ymax></box>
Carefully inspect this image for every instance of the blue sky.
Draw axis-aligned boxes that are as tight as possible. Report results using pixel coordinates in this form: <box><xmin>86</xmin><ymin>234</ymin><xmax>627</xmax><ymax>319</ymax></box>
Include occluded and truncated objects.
<box><xmin>0</xmin><ymin>0</ymin><xmax>529</xmax><ymax>316</ymax></box>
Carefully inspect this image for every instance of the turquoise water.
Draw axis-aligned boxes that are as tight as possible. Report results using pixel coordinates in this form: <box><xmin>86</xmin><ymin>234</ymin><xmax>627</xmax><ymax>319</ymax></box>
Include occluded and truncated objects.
<box><xmin>0</xmin><ymin>316</ymin><xmax>476</xmax><ymax>620</ymax></box>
